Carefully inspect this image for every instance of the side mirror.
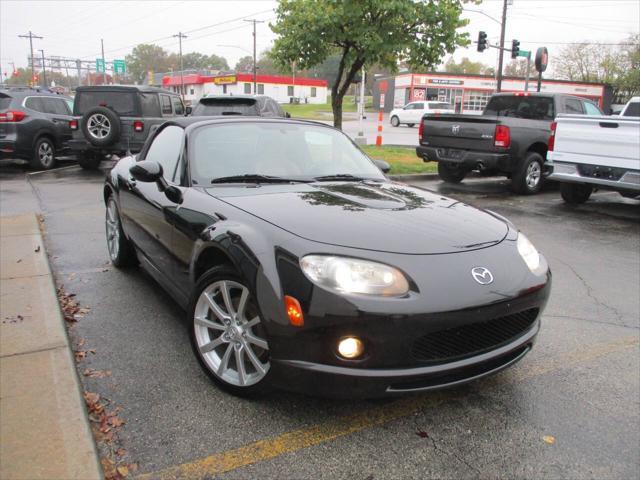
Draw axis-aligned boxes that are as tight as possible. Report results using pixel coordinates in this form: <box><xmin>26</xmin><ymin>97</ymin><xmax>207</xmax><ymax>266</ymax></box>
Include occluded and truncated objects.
<box><xmin>285</xmin><ymin>111</ymin><xmax>291</xmax><ymax>118</ymax></box>
<box><xmin>130</xmin><ymin>160</ymin><xmax>162</xmax><ymax>183</ymax></box>
<box><xmin>373</xmin><ymin>159</ymin><xmax>391</xmax><ymax>174</ymax></box>
<box><xmin>185</xmin><ymin>106</ymin><xmax>192</xmax><ymax>115</ymax></box>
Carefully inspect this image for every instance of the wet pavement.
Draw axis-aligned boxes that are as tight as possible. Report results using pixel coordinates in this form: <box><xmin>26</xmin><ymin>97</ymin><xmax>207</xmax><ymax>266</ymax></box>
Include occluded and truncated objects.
<box><xmin>1</xmin><ymin>162</ymin><xmax>638</xmax><ymax>479</ymax></box>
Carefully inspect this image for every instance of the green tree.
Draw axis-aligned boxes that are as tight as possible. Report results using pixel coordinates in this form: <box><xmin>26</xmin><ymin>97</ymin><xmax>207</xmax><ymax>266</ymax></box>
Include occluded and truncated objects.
<box><xmin>125</xmin><ymin>44</ymin><xmax>173</xmax><ymax>83</ymax></box>
<box><xmin>235</xmin><ymin>55</ymin><xmax>254</xmax><ymax>73</ymax></box>
<box><xmin>443</xmin><ymin>57</ymin><xmax>493</xmax><ymax>75</ymax></box>
<box><xmin>180</xmin><ymin>52</ymin><xmax>229</xmax><ymax>71</ymax></box>
<box><xmin>270</xmin><ymin>0</ymin><xmax>469</xmax><ymax>129</ymax></box>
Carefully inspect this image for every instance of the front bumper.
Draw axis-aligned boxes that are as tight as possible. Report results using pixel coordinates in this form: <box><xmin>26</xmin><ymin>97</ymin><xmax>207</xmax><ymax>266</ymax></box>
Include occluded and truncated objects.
<box><xmin>416</xmin><ymin>145</ymin><xmax>511</xmax><ymax>171</ymax></box>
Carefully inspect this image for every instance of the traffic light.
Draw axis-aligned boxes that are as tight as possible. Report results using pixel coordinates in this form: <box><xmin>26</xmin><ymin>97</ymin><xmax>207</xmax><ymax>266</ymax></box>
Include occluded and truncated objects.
<box><xmin>511</xmin><ymin>39</ymin><xmax>520</xmax><ymax>59</ymax></box>
<box><xmin>477</xmin><ymin>31</ymin><xmax>488</xmax><ymax>52</ymax></box>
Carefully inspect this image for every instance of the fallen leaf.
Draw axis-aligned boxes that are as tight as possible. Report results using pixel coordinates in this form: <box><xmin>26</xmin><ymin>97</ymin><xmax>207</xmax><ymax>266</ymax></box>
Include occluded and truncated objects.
<box><xmin>34</xmin><ymin>245</ymin><xmax>41</xmax><ymax>252</ymax></box>
<box><xmin>416</xmin><ymin>429</ymin><xmax>429</xmax><ymax>438</ymax></box>
<box><xmin>110</xmin><ymin>417</ymin><xmax>125</xmax><ymax>427</ymax></box>
<box><xmin>115</xmin><ymin>448</ymin><xmax>126</xmax><ymax>457</ymax></box>
<box><xmin>543</xmin><ymin>435</ymin><xmax>556</xmax><ymax>445</ymax></box>
<box><xmin>116</xmin><ymin>465</ymin><xmax>129</xmax><ymax>477</ymax></box>
<box><xmin>75</xmin><ymin>350</ymin><xmax>87</xmax><ymax>360</ymax></box>
<box><xmin>16</xmin><ymin>259</ymin><xmax>22</xmax><ymax>263</ymax></box>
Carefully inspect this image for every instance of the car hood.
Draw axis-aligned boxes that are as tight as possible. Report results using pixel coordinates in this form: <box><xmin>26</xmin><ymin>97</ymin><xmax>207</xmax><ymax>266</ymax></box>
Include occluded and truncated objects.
<box><xmin>206</xmin><ymin>181</ymin><xmax>509</xmax><ymax>255</ymax></box>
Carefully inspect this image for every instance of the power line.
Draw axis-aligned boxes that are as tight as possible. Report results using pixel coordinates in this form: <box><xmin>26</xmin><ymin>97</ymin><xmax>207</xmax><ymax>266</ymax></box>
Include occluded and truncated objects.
<box><xmin>18</xmin><ymin>31</ymin><xmax>43</xmax><ymax>84</ymax></box>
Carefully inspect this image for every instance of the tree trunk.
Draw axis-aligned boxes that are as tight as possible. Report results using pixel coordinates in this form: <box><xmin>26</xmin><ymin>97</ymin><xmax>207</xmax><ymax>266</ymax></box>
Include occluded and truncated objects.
<box><xmin>332</xmin><ymin>88</ymin><xmax>344</xmax><ymax>130</ymax></box>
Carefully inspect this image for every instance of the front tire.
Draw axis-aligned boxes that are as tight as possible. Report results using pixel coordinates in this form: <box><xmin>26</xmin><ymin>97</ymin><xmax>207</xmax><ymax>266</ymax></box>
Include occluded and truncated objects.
<box><xmin>437</xmin><ymin>161</ymin><xmax>467</xmax><ymax>183</ymax></box>
<box><xmin>190</xmin><ymin>266</ymin><xmax>272</xmax><ymax>397</ymax></box>
<box><xmin>30</xmin><ymin>137</ymin><xmax>56</xmax><ymax>170</ymax></box>
<box><xmin>560</xmin><ymin>183</ymin><xmax>593</xmax><ymax>204</ymax></box>
<box><xmin>512</xmin><ymin>152</ymin><xmax>544</xmax><ymax>195</ymax></box>
<box><xmin>105</xmin><ymin>197</ymin><xmax>136</xmax><ymax>267</ymax></box>
<box><xmin>390</xmin><ymin>116</ymin><xmax>400</xmax><ymax>127</ymax></box>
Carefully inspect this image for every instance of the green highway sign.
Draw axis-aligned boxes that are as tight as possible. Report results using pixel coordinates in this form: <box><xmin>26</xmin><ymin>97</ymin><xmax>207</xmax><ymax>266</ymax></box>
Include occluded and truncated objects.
<box><xmin>96</xmin><ymin>58</ymin><xmax>105</xmax><ymax>73</ymax></box>
<box><xmin>113</xmin><ymin>59</ymin><xmax>126</xmax><ymax>74</ymax></box>
<box><xmin>517</xmin><ymin>50</ymin><xmax>531</xmax><ymax>58</ymax></box>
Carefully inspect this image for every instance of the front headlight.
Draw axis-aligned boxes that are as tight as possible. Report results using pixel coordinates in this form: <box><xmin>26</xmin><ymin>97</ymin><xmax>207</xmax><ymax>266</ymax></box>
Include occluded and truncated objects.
<box><xmin>299</xmin><ymin>255</ymin><xmax>410</xmax><ymax>296</ymax></box>
<box><xmin>517</xmin><ymin>233</ymin><xmax>540</xmax><ymax>272</ymax></box>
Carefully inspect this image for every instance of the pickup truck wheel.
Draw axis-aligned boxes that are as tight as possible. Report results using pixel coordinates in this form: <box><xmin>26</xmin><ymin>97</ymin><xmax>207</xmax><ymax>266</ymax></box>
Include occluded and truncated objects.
<box><xmin>390</xmin><ymin>116</ymin><xmax>400</xmax><ymax>127</ymax></box>
<box><xmin>512</xmin><ymin>152</ymin><xmax>544</xmax><ymax>195</ymax></box>
<box><xmin>437</xmin><ymin>162</ymin><xmax>467</xmax><ymax>183</ymax></box>
<box><xmin>78</xmin><ymin>151</ymin><xmax>103</xmax><ymax>170</ymax></box>
<box><xmin>560</xmin><ymin>183</ymin><xmax>593</xmax><ymax>204</ymax></box>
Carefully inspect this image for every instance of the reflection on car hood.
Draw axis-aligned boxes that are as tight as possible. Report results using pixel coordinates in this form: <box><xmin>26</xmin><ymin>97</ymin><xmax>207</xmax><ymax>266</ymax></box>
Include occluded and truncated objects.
<box><xmin>206</xmin><ymin>181</ymin><xmax>509</xmax><ymax>254</ymax></box>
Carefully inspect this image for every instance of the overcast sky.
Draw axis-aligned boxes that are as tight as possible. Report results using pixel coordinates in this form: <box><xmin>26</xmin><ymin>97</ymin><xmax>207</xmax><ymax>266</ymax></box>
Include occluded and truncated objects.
<box><xmin>1</xmin><ymin>0</ymin><xmax>638</xmax><ymax>79</ymax></box>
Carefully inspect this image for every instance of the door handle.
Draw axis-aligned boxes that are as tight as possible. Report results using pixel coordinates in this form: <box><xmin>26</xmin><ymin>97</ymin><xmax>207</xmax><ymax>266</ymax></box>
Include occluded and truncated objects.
<box><xmin>599</xmin><ymin>122</ymin><xmax>619</xmax><ymax>128</ymax></box>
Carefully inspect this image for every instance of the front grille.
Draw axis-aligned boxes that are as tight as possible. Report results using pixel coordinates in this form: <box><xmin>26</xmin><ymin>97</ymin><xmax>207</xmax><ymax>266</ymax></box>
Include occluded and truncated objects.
<box><xmin>411</xmin><ymin>308</ymin><xmax>539</xmax><ymax>364</ymax></box>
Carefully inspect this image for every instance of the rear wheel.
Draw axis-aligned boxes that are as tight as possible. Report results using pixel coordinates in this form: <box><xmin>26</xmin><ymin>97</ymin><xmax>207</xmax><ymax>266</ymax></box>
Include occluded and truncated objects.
<box><xmin>437</xmin><ymin>161</ymin><xmax>467</xmax><ymax>183</ymax></box>
<box><xmin>407</xmin><ymin>123</ymin><xmax>415</xmax><ymax>128</ymax></box>
<box><xmin>512</xmin><ymin>152</ymin><xmax>544</xmax><ymax>195</ymax></box>
<box><xmin>78</xmin><ymin>151</ymin><xmax>103</xmax><ymax>170</ymax></box>
<box><xmin>560</xmin><ymin>183</ymin><xmax>593</xmax><ymax>204</ymax></box>
<box><xmin>190</xmin><ymin>267</ymin><xmax>271</xmax><ymax>397</ymax></box>
<box><xmin>30</xmin><ymin>137</ymin><xmax>56</xmax><ymax>170</ymax></box>
<box><xmin>390</xmin><ymin>116</ymin><xmax>400</xmax><ymax>127</ymax></box>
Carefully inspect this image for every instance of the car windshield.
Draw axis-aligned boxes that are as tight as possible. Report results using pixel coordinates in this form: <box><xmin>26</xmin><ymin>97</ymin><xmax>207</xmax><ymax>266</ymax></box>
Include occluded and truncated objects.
<box><xmin>484</xmin><ymin>95</ymin><xmax>554</xmax><ymax>120</ymax></box>
<box><xmin>190</xmin><ymin>122</ymin><xmax>385</xmax><ymax>183</ymax></box>
<box><xmin>192</xmin><ymin>98</ymin><xmax>259</xmax><ymax>116</ymax></box>
<box><xmin>74</xmin><ymin>91</ymin><xmax>137</xmax><ymax>116</ymax></box>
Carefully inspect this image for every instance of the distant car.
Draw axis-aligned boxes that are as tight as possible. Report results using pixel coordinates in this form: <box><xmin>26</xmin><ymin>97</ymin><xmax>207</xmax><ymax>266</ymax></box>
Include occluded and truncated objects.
<box><xmin>191</xmin><ymin>94</ymin><xmax>289</xmax><ymax>118</ymax></box>
<box><xmin>68</xmin><ymin>85</ymin><xmax>186</xmax><ymax>169</ymax></box>
<box><xmin>619</xmin><ymin>96</ymin><xmax>639</xmax><ymax>117</ymax></box>
<box><xmin>390</xmin><ymin>101</ymin><xmax>454</xmax><ymax>128</ymax></box>
<box><xmin>0</xmin><ymin>87</ymin><xmax>74</xmax><ymax>170</ymax></box>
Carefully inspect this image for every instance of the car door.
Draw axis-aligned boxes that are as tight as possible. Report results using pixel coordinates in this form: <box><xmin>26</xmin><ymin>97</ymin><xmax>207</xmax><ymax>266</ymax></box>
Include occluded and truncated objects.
<box><xmin>409</xmin><ymin>102</ymin><xmax>425</xmax><ymax>123</ymax></box>
<box><xmin>44</xmin><ymin>97</ymin><xmax>73</xmax><ymax>146</ymax></box>
<box><xmin>118</xmin><ymin>125</ymin><xmax>185</xmax><ymax>277</ymax></box>
<box><xmin>398</xmin><ymin>103</ymin><xmax>413</xmax><ymax>123</ymax></box>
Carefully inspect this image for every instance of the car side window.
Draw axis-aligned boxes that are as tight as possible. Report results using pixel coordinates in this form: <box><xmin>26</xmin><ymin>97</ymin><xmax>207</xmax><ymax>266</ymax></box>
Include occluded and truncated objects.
<box><xmin>623</xmin><ymin>102</ymin><xmax>640</xmax><ymax>116</ymax></box>
<box><xmin>565</xmin><ymin>98</ymin><xmax>584</xmax><ymax>114</ymax></box>
<box><xmin>172</xmin><ymin>97</ymin><xmax>184</xmax><ymax>115</ymax></box>
<box><xmin>50</xmin><ymin>98</ymin><xmax>71</xmax><ymax>115</ymax></box>
<box><xmin>583</xmin><ymin>101</ymin><xmax>602</xmax><ymax>116</ymax></box>
<box><xmin>413</xmin><ymin>102</ymin><xmax>424</xmax><ymax>109</ymax></box>
<box><xmin>160</xmin><ymin>95</ymin><xmax>173</xmax><ymax>115</ymax></box>
<box><xmin>144</xmin><ymin>125</ymin><xmax>184</xmax><ymax>182</ymax></box>
<box><xmin>24</xmin><ymin>97</ymin><xmax>46</xmax><ymax>113</ymax></box>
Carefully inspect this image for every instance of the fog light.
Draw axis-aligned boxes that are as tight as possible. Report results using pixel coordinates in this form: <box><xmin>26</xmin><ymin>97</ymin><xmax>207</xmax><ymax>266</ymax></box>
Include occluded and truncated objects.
<box><xmin>337</xmin><ymin>337</ymin><xmax>364</xmax><ymax>359</ymax></box>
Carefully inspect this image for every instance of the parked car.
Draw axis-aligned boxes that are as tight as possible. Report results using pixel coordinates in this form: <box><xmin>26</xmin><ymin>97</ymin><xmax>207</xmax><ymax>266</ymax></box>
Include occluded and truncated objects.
<box><xmin>547</xmin><ymin>101</ymin><xmax>640</xmax><ymax>204</ymax></box>
<box><xmin>0</xmin><ymin>87</ymin><xmax>74</xmax><ymax>170</ymax></box>
<box><xmin>618</xmin><ymin>96</ymin><xmax>639</xmax><ymax>117</ymax></box>
<box><xmin>390</xmin><ymin>101</ymin><xmax>454</xmax><ymax>127</ymax></box>
<box><xmin>68</xmin><ymin>85</ymin><xmax>186</xmax><ymax>169</ymax></box>
<box><xmin>415</xmin><ymin>92</ymin><xmax>604</xmax><ymax>194</ymax></box>
<box><xmin>190</xmin><ymin>94</ymin><xmax>289</xmax><ymax>118</ymax></box>
<box><xmin>103</xmin><ymin>116</ymin><xmax>550</xmax><ymax>398</ymax></box>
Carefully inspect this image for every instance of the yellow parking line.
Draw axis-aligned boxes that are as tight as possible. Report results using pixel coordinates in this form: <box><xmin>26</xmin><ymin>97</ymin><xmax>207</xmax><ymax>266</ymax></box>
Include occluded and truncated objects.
<box><xmin>139</xmin><ymin>336</ymin><xmax>639</xmax><ymax>480</ymax></box>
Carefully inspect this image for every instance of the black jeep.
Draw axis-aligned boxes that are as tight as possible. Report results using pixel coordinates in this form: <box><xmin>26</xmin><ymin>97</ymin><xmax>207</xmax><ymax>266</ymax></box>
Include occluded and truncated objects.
<box><xmin>68</xmin><ymin>85</ymin><xmax>186</xmax><ymax>169</ymax></box>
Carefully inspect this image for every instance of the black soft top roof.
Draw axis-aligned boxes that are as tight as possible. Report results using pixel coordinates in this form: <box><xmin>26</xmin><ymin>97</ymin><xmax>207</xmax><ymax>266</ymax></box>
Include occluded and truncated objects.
<box><xmin>75</xmin><ymin>85</ymin><xmax>178</xmax><ymax>95</ymax></box>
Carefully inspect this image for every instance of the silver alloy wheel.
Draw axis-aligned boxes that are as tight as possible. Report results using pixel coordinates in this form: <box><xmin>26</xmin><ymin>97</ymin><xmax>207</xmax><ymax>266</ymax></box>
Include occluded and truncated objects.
<box><xmin>526</xmin><ymin>161</ymin><xmax>541</xmax><ymax>189</ymax></box>
<box><xmin>87</xmin><ymin>113</ymin><xmax>111</xmax><ymax>139</ymax></box>
<box><xmin>391</xmin><ymin>116</ymin><xmax>399</xmax><ymax>127</ymax></box>
<box><xmin>194</xmin><ymin>280</ymin><xmax>269</xmax><ymax>387</ymax></box>
<box><xmin>38</xmin><ymin>141</ymin><xmax>54</xmax><ymax>167</ymax></box>
<box><xmin>105</xmin><ymin>199</ymin><xmax>120</xmax><ymax>261</ymax></box>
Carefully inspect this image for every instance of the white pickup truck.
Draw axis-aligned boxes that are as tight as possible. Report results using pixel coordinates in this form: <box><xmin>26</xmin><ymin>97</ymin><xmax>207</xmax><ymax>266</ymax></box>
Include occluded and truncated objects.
<box><xmin>547</xmin><ymin>99</ymin><xmax>640</xmax><ymax>204</ymax></box>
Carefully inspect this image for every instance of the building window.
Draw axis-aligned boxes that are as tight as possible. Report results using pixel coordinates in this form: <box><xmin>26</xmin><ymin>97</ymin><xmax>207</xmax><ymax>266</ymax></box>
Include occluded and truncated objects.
<box><xmin>244</xmin><ymin>83</ymin><xmax>252</xmax><ymax>94</ymax></box>
<box><xmin>462</xmin><ymin>90</ymin><xmax>491</xmax><ymax>112</ymax></box>
<box><xmin>287</xmin><ymin>85</ymin><xmax>294</xmax><ymax>96</ymax></box>
<box><xmin>223</xmin><ymin>85</ymin><xmax>227</xmax><ymax>94</ymax></box>
<box><xmin>190</xmin><ymin>88</ymin><xmax>194</xmax><ymax>95</ymax></box>
<box><xmin>311</xmin><ymin>87</ymin><xmax>316</xmax><ymax>97</ymax></box>
<box><xmin>257</xmin><ymin>84</ymin><xmax>264</xmax><ymax>94</ymax></box>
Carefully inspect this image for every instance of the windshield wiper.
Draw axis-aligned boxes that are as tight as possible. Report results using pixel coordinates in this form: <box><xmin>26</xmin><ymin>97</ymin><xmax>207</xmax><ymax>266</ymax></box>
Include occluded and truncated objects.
<box><xmin>313</xmin><ymin>174</ymin><xmax>367</xmax><ymax>182</ymax></box>
<box><xmin>211</xmin><ymin>174</ymin><xmax>309</xmax><ymax>184</ymax></box>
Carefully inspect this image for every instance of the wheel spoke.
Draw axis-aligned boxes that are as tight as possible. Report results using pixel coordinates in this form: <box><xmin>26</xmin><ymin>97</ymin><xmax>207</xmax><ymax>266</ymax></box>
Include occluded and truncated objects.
<box><xmin>246</xmin><ymin>333</ymin><xmax>268</xmax><ymax>350</ymax></box>
<box><xmin>200</xmin><ymin>336</ymin><xmax>225</xmax><ymax>354</ymax></box>
<box><xmin>237</xmin><ymin>288</ymin><xmax>249</xmax><ymax>319</ymax></box>
<box><xmin>204</xmin><ymin>292</ymin><xmax>230</xmax><ymax>322</ymax></box>
<box><xmin>235</xmin><ymin>346</ymin><xmax>247</xmax><ymax>385</ymax></box>
<box><xmin>194</xmin><ymin>315</ymin><xmax>226</xmax><ymax>331</ymax></box>
<box><xmin>220</xmin><ymin>281</ymin><xmax>235</xmax><ymax>315</ymax></box>
<box><xmin>246</xmin><ymin>316</ymin><xmax>260</xmax><ymax>328</ymax></box>
<box><xmin>244</xmin><ymin>343</ymin><xmax>266</xmax><ymax>375</ymax></box>
<box><xmin>217</xmin><ymin>344</ymin><xmax>233</xmax><ymax>375</ymax></box>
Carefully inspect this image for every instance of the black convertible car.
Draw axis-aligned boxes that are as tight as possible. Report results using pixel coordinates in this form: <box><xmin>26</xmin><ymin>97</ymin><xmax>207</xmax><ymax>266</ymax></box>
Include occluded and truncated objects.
<box><xmin>104</xmin><ymin>117</ymin><xmax>551</xmax><ymax>398</ymax></box>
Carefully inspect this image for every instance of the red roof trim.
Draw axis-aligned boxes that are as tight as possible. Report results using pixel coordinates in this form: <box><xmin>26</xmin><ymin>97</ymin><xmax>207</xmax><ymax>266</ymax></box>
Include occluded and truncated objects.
<box><xmin>162</xmin><ymin>73</ymin><xmax>327</xmax><ymax>87</ymax></box>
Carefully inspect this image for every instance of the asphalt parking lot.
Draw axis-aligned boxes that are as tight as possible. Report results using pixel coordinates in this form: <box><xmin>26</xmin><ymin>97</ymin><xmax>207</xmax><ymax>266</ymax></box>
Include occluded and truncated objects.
<box><xmin>1</xmin><ymin>162</ymin><xmax>639</xmax><ymax>479</ymax></box>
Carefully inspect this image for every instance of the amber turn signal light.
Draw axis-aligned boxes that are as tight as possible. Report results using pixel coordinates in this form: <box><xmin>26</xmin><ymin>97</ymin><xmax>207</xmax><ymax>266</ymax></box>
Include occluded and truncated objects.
<box><xmin>284</xmin><ymin>295</ymin><xmax>304</xmax><ymax>327</ymax></box>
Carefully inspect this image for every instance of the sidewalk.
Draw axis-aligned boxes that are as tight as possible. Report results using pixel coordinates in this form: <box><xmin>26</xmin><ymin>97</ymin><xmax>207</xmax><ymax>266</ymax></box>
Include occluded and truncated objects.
<box><xmin>0</xmin><ymin>213</ymin><xmax>101</xmax><ymax>479</ymax></box>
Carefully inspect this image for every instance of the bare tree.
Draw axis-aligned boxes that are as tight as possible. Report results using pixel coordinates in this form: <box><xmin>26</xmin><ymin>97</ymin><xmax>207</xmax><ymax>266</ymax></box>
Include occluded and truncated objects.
<box><xmin>504</xmin><ymin>59</ymin><xmax>529</xmax><ymax>78</ymax></box>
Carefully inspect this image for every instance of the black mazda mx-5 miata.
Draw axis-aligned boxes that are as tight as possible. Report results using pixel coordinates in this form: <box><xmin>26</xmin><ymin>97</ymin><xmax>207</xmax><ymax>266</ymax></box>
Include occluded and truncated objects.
<box><xmin>104</xmin><ymin>117</ymin><xmax>551</xmax><ymax>398</ymax></box>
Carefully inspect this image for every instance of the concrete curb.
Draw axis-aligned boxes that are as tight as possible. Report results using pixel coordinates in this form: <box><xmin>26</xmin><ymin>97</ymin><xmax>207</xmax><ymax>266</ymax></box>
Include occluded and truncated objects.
<box><xmin>0</xmin><ymin>214</ymin><xmax>102</xmax><ymax>480</ymax></box>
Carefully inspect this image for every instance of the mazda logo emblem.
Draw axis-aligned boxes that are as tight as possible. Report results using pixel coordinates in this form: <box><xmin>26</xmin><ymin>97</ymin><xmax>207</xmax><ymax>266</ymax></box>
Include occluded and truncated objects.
<box><xmin>471</xmin><ymin>267</ymin><xmax>494</xmax><ymax>285</ymax></box>
<box><xmin>452</xmin><ymin>125</ymin><xmax>460</xmax><ymax>134</ymax></box>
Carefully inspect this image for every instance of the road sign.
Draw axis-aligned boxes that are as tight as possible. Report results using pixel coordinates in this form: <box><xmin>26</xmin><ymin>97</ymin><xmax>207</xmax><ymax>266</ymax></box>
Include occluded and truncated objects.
<box><xmin>113</xmin><ymin>59</ymin><xmax>126</xmax><ymax>74</ymax></box>
<box><xmin>535</xmin><ymin>47</ymin><xmax>548</xmax><ymax>73</ymax></box>
<box><xmin>517</xmin><ymin>50</ymin><xmax>531</xmax><ymax>58</ymax></box>
<box><xmin>96</xmin><ymin>58</ymin><xmax>105</xmax><ymax>73</ymax></box>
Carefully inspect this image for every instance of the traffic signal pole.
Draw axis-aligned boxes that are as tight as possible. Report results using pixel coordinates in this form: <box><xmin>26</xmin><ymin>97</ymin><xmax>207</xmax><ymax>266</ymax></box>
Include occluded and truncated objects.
<box><xmin>496</xmin><ymin>0</ymin><xmax>508</xmax><ymax>92</ymax></box>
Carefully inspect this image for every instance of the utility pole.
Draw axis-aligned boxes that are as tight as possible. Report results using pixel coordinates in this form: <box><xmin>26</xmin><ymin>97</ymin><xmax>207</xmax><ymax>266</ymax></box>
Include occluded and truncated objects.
<box><xmin>173</xmin><ymin>32</ymin><xmax>187</xmax><ymax>102</ymax></box>
<box><xmin>18</xmin><ymin>31</ymin><xmax>43</xmax><ymax>86</ymax></box>
<box><xmin>101</xmin><ymin>39</ymin><xmax>107</xmax><ymax>85</ymax></box>
<box><xmin>38</xmin><ymin>50</ymin><xmax>47</xmax><ymax>87</ymax></box>
<box><xmin>496</xmin><ymin>0</ymin><xmax>508</xmax><ymax>92</ymax></box>
<box><xmin>244</xmin><ymin>19</ymin><xmax>264</xmax><ymax>94</ymax></box>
